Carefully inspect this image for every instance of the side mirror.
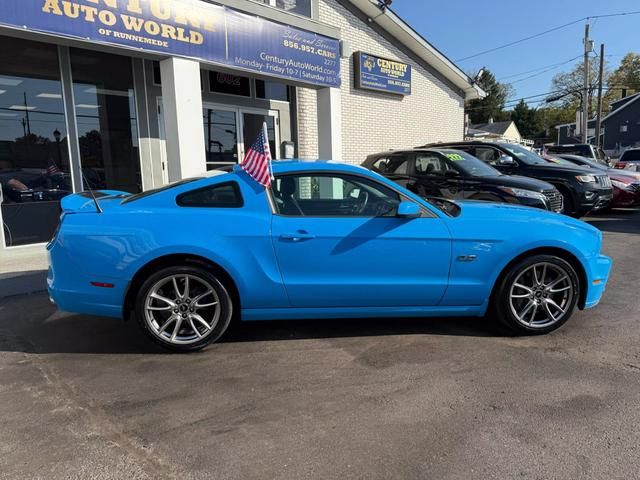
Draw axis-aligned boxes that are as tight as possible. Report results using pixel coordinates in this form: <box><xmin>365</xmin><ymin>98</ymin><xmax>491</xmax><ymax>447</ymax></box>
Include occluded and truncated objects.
<box><xmin>396</xmin><ymin>201</ymin><xmax>421</xmax><ymax>218</ymax></box>
<box><xmin>444</xmin><ymin>170</ymin><xmax>461</xmax><ymax>178</ymax></box>
<box><xmin>498</xmin><ymin>154</ymin><xmax>516</xmax><ymax>166</ymax></box>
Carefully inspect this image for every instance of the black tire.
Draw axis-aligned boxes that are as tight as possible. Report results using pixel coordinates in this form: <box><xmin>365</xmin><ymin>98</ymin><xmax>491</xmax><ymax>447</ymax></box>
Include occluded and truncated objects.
<box><xmin>491</xmin><ymin>254</ymin><xmax>580</xmax><ymax>335</ymax></box>
<box><xmin>134</xmin><ymin>265</ymin><xmax>234</xmax><ymax>352</ymax></box>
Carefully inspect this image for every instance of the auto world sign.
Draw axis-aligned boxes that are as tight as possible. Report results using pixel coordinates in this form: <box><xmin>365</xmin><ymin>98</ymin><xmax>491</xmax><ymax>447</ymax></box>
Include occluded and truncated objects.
<box><xmin>0</xmin><ymin>0</ymin><xmax>341</xmax><ymax>87</ymax></box>
<box><xmin>354</xmin><ymin>51</ymin><xmax>411</xmax><ymax>95</ymax></box>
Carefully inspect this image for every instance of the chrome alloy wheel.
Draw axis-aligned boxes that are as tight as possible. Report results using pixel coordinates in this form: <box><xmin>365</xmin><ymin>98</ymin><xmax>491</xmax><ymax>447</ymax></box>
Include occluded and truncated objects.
<box><xmin>509</xmin><ymin>262</ymin><xmax>575</xmax><ymax>329</ymax></box>
<box><xmin>144</xmin><ymin>274</ymin><xmax>221</xmax><ymax>345</ymax></box>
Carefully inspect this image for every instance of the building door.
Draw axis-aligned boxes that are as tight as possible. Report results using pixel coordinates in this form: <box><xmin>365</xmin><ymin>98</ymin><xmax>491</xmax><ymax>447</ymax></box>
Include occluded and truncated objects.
<box><xmin>203</xmin><ymin>104</ymin><xmax>279</xmax><ymax>170</ymax></box>
<box><xmin>158</xmin><ymin>102</ymin><xmax>280</xmax><ymax>176</ymax></box>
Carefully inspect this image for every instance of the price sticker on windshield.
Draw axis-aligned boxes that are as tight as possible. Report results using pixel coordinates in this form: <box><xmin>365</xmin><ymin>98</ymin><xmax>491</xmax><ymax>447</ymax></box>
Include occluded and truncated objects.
<box><xmin>445</xmin><ymin>153</ymin><xmax>465</xmax><ymax>161</ymax></box>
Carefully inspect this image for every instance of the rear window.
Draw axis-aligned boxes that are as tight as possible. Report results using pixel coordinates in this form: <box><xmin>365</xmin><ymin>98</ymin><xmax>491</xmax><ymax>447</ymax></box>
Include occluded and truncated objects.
<box><xmin>120</xmin><ymin>170</ymin><xmax>227</xmax><ymax>204</ymax></box>
<box><xmin>177</xmin><ymin>182</ymin><xmax>243</xmax><ymax>208</ymax></box>
<box><xmin>121</xmin><ymin>178</ymin><xmax>203</xmax><ymax>204</ymax></box>
<box><xmin>621</xmin><ymin>149</ymin><xmax>640</xmax><ymax>162</ymax></box>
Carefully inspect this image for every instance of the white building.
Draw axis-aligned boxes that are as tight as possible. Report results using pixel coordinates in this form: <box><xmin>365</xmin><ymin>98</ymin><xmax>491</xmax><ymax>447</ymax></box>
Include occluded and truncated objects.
<box><xmin>0</xmin><ymin>0</ymin><xmax>482</xmax><ymax>260</ymax></box>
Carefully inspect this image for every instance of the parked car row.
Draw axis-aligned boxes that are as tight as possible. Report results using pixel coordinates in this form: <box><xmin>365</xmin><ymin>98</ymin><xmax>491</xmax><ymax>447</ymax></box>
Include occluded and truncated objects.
<box><xmin>362</xmin><ymin>141</ymin><xmax>626</xmax><ymax>217</ymax></box>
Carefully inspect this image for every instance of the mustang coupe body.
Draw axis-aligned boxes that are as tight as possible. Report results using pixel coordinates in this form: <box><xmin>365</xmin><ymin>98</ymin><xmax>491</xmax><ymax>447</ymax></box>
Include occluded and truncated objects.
<box><xmin>48</xmin><ymin>161</ymin><xmax>612</xmax><ymax>351</ymax></box>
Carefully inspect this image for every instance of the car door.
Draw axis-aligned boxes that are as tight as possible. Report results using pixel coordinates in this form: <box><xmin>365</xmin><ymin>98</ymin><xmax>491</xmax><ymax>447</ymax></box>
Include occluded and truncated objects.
<box><xmin>270</xmin><ymin>171</ymin><xmax>452</xmax><ymax>308</ymax></box>
<box><xmin>414</xmin><ymin>152</ymin><xmax>465</xmax><ymax>199</ymax></box>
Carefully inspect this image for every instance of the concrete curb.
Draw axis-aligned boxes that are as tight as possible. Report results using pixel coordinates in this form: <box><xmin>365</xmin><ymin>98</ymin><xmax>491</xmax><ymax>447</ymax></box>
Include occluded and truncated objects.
<box><xmin>0</xmin><ymin>270</ymin><xmax>48</xmax><ymax>299</ymax></box>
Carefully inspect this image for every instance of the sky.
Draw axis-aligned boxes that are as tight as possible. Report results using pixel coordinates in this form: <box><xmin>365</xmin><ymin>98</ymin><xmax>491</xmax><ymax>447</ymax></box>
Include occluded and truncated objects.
<box><xmin>391</xmin><ymin>0</ymin><xmax>639</xmax><ymax>110</ymax></box>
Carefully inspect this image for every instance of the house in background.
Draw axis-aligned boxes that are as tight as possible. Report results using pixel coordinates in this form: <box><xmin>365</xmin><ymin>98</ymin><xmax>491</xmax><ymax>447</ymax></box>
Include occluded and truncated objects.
<box><xmin>465</xmin><ymin>120</ymin><xmax>533</xmax><ymax>146</ymax></box>
<box><xmin>555</xmin><ymin>93</ymin><xmax>640</xmax><ymax>156</ymax></box>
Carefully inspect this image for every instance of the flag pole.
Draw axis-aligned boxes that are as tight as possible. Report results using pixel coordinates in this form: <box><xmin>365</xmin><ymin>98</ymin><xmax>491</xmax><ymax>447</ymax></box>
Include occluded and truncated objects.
<box><xmin>263</xmin><ymin>121</ymin><xmax>275</xmax><ymax>181</ymax></box>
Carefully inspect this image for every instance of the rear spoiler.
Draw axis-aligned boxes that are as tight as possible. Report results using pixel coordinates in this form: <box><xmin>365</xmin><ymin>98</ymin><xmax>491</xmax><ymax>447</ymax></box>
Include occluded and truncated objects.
<box><xmin>61</xmin><ymin>190</ymin><xmax>130</xmax><ymax>213</ymax></box>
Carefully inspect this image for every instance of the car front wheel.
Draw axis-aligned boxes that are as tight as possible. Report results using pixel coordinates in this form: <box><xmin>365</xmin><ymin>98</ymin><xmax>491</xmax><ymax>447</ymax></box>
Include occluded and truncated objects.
<box><xmin>492</xmin><ymin>254</ymin><xmax>580</xmax><ymax>335</ymax></box>
<box><xmin>135</xmin><ymin>265</ymin><xmax>233</xmax><ymax>352</ymax></box>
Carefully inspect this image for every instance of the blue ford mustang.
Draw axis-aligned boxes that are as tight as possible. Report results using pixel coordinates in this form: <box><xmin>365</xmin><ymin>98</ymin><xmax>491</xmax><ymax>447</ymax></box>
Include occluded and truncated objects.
<box><xmin>47</xmin><ymin>161</ymin><xmax>611</xmax><ymax>351</ymax></box>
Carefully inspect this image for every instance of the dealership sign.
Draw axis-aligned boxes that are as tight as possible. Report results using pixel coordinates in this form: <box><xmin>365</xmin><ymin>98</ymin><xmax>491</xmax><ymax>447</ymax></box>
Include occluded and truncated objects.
<box><xmin>354</xmin><ymin>52</ymin><xmax>411</xmax><ymax>95</ymax></box>
<box><xmin>0</xmin><ymin>0</ymin><xmax>341</xmax><ymax>87</ymax></box>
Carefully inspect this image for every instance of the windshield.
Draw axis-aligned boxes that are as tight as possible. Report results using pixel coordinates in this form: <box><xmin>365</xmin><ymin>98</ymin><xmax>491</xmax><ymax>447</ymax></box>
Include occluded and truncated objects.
<box><xmin>566</xmin><ymin>156</ymin><xmax>606</xmax><ymax>170</ymax></box>
<box><xmin>441</xmin><ymin>150</ymin><xmax>501</xmax><ymax>177</ymax></box>
<box><xmin>544</xmin><ymin>155</ymin><xmax>576</xmax><ymax>166</ymax></box>
<box><xmin>499</xmin><ymin>143</ymin><xmax>547</xmax><ymax>165</ymax></box>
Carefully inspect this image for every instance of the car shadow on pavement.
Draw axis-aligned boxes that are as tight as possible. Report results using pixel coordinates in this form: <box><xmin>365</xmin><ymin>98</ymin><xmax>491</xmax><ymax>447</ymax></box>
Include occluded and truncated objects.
<box><xmin>587</xmin><ymin>208</ymin><xmax>640</xmax><ymax>234</ymax></box>
<box><xmin>0</xmin><ymin>299</ymin><xmax>501</xmax><ymax>355</ymax></box>
<box><xmin>222</xmin><ymin>316</ymin><xmax>501</xmax><ymax>344</ymax></box>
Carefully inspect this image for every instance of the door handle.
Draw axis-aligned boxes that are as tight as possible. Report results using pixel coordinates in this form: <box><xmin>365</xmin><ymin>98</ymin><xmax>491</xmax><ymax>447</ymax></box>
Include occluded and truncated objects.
<box><xmin>280</xmin><ymin>231</ymin><xmax>316</xmax><ymax>242</ymax></box>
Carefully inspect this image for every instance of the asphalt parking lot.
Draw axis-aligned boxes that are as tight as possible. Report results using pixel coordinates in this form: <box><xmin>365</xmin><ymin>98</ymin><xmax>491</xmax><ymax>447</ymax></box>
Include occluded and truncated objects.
<box><xmin>1</xmin><ymin>209</ymin><xmax>639</xmax><ymax>480</ymax></box>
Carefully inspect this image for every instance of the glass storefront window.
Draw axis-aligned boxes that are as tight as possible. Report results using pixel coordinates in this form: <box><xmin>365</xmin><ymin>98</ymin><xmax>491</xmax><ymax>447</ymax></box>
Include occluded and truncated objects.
<box><xmin>70</xmin><ymin>49</ymin><xmax>141</xmax><ymax>193</ymax></box>
<box><xmin>0</xmin><ymin>36</ymin><xmax>71</xmax><ymax>247</ymax></box>
<box><xmin>255</xmin><ymin>80</ymin><xmax>290</xmax><ymax>102</ymax></box>
<box><xmin>203</xmin><ymin>109</ymin><xmax>239</xmax><ymax>169</ymax></box>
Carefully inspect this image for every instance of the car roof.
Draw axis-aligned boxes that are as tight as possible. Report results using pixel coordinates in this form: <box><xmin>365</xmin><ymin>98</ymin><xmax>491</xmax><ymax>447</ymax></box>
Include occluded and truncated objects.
<box><xmin>549</xmin><ymin>144</ymin><xmax>588</xmax><ymax>148</ymax></box>
<box><xmin>368</xmin><ymin>147</ymin><xmax>462</xmax><ymax>156</ymax></box>
<box><xmin>420</xmin><ymin>141</ymin><xmax>501</xmax><ymax>147</ymax></box>
<box><xmin>270</xmin><ymin>160</ymin><xmax>370</xmax><ymax>175</ymax></box>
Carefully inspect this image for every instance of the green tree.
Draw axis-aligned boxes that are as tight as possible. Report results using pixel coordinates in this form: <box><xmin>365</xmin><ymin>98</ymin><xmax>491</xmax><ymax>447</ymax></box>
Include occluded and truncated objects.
<box><xmin>549</xmin><ymin>59</ymin><xmax>608</xmax><ymax>117</ymax></box>
<box><xmin>466</xmin><ymin>69</ymin><xmax>513</xmax><ymax>124</ymax></box>
<box><xmin>606</xmin><ymin>52</ymin><xmax>640</xmax><ymax>103</ymax></box>
<box><xmin>510</xmin><ymin>100</ymin><xmax>540</xmax><ymax>138</ymax></box>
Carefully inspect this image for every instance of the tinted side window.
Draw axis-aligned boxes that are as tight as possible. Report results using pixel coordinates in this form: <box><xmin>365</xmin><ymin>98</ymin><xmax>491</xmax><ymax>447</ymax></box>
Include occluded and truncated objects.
<box><xmin>272</xmin><ymin>173</ymin><xmax>401</xmax><ymax>217</ymax></box>
<box><xmin>371</xmin><ymin>156</ymin><xmax>408</xmax><ymax>174</ymax></box>
<box><xmin>177</xmin><ymin>182</ymin><xmax>243</xmax><ymax>208</ymax></box>
<box><xmin>416</xmin><ymin>154</ymin><xmax>448</xmax><ymax>175</ymax></box>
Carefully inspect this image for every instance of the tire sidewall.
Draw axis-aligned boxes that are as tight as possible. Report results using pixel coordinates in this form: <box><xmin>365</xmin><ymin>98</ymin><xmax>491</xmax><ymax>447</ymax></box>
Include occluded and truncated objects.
<box><xmin>494</xmin><ymin>254</ymin><xmax>580</xmax><ymax>335</ymax></box>
<box><xmin>135</xmin><ymin>265</ymin><xmax>233</xmax><ymax>352</ymax></box>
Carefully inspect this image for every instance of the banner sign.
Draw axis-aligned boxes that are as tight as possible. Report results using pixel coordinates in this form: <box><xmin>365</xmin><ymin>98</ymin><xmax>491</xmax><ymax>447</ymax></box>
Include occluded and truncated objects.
<box><xmin>354</xmin><ymin>51</ymin><xmax>411</xmax><ymax>95</ymax></box>
<box><xmin>0</xmin><ymin>0</ymin><xmax>341</xmax><ymax>87</ymax></box>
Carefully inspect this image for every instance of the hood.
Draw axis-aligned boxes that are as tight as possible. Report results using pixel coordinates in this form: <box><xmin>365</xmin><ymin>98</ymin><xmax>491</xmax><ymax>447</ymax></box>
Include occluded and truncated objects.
<box><xmin>61</xmin><ymin>190</ymin><xmax>131</xmax><ymax>213</ymax></box>
<box><xmin>479</xmin><ymin>174</ymin><xmax>554</xmax><ymax>192</ymax></box>
<box><xmin>529</xmin><ymin>162</ymin><xmax>595</xmax><ymax>175</ymax></box>
<box><xmin>455</xmin><ymin>200</ymin><xmax>599</xmax><ymax>233</ymax></box>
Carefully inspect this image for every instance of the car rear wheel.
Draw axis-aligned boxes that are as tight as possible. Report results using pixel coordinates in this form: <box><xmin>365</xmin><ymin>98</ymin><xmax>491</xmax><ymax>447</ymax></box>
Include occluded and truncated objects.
<box><xmin>135</xmin><ymin>265</ymin><xmax>233</xmax><ymax>352</ymax></box>
<box><xmin>491</xmin><ymin>255</ymin><xmax>580</xmax><ymax>335</ymax></box>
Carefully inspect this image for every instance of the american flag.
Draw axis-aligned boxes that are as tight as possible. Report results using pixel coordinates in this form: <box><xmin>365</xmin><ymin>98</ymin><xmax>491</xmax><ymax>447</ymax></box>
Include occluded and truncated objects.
<box><xmin>241</xmin><ymin>122</ymin><xmax>273</xmax><ymax>188</ymax></box>
<box><xmin>46</xmin><ymin>158</ymin><xmax>61</xmax><ymax>175</ymax></box>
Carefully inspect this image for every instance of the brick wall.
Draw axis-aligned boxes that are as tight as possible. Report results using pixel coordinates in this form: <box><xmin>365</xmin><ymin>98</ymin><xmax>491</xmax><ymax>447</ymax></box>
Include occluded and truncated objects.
<box><xmin>297</xmin><ymin>0</ymin><xmax>465</xmax><ymax>164</ymax></box>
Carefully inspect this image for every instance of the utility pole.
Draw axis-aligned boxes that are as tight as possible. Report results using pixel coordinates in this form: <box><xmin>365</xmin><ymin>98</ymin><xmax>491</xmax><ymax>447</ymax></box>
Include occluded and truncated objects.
<box><xmin>581</xmin><ymin>23</ymin><xmax>593</xmax><ymax>144</ymax></box>
<box><xmin>595</xmin><ymin>43</ymin><xmax>605</xmax><ymax>148</ymax></box>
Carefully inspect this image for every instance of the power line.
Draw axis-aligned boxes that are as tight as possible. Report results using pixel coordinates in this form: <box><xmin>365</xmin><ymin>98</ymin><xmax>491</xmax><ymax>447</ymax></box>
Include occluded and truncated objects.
<box><xmin>499</xmin><ymin>56</ymin><xmax>583</xmax><ymax>81</ymax></box>
<box><xmin>456</xmin><ymin>10</ymin><xmax>640</xmax><ymax>62</ymax></box>
<box><xmin>509</xmin><ymin>56</ymin><xmax>585</xmax><ymax>85</ymax></box>
<box><xmin>455</xmin><ymin>18</ymin><xmax>583</xmax><ymax>62</ymax></box>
